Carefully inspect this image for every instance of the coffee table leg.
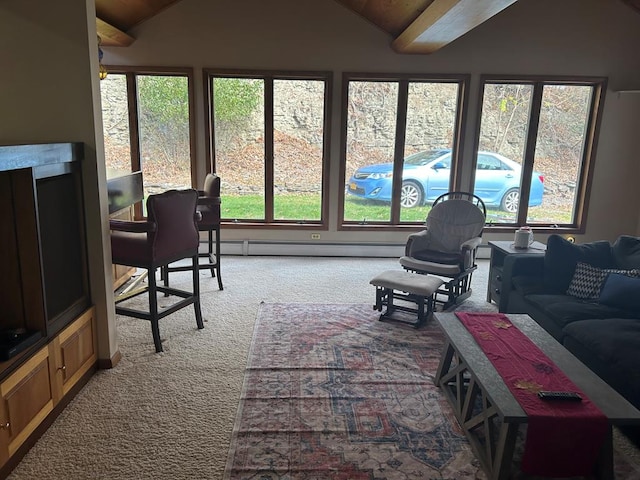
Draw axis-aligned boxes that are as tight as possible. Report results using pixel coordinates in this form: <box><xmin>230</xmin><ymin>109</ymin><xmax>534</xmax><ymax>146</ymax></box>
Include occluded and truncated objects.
<box><xmin>435</xmin><ymin>340</ymin><xmax>454</xmax><ymax>385</ymax></box>
<box><xmin>435</xmin><ymin>339</ymin><xmax>520</xmax><ymax>480</ymax></box>
<box><xmin>593</xmin><ymin>426</ymin><xmax>614</xmax><ymax>480</ymax></box>
<box><xmin>492</xmin><ymin>423</ymin><xmax>519</xmax><ymax>480</ymax></box>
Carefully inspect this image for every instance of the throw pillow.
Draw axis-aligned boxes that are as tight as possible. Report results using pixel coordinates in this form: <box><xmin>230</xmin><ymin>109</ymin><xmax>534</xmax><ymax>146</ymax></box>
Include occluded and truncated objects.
<box><xmin>566</xmin><ymin>262</ymin><xmax>640</xmax><ymax>300</ymax></box>
<box><xmin>612</xmin><ymin>235</ymin><xmax>640</xmax><ymax>269</ymax></box>
<box><xmin>543</xmin><ymin>235</ymin><xmax>613</xmax><ymax>294</ymax></box>
<box><xmin>599</xmin><ymin>273</ymin><xmax>640</xmax><ymax>312</ymax></box>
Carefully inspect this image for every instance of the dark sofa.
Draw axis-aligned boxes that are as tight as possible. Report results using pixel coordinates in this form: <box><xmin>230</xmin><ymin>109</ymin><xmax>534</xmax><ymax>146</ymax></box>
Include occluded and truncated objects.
<box><xmin>499</xmin><ymin>234</ymin><xmax>640</xmax><ymax>410</ymax></box>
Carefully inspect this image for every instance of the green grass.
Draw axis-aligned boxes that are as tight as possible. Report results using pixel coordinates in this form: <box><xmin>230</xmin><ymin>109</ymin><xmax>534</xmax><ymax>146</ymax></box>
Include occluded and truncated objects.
<box><xmin>343</xmin><ymin>198</ymin><xmax>431</xmax><ymax>222</ymax></box>
<box><xmin>221</xmin><ymin>195</ymin><xmax>265</xmax><ymax>220</ymax></box>
<box><xmin>220</xmin><ymin>193</ymin><xmax>573</xmax><ymax>225</ymax></box>
<box><xmin>221</xmin><ymin>194</ymin><xmax>323</xmax><ymax>221</ymax></box>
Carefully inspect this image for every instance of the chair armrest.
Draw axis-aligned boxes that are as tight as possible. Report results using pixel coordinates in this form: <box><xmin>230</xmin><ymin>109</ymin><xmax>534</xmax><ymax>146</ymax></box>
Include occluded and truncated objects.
<box><xmin>197</xmin><ymin>196</ymin><xmax>221</xmax><ymax>206</ymax></box>
<box><xmin>460</xmin><ymin>237</ymin><xmax>482</xmax><ymax>269</ymax></box>
<box><xmin>109</xmin><ymin>219</ymin><xmax>156</xmax><ymax>233</ymax></box>
<box><xmin>460</xmin><ymin>237</ymin><xmax>482</xmax><ymax>251</ymax></box>
<box><xmin>405</xmin><ymin>230</ymin><xmax>430</xmax><ymax>256</ymax></box>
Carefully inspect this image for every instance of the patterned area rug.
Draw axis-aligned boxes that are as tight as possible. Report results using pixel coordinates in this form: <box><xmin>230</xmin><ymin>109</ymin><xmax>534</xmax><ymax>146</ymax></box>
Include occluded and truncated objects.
<box><xmin>224</xmin><ymin>303</ymin><xmax>640</xmax><ymax>479</ymax></box>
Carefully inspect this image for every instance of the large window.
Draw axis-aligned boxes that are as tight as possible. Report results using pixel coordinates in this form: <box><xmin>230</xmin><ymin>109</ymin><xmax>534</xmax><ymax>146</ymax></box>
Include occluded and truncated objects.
<box><xmin>205</xmin><ymin>70</ymin><xmax>331</xmax><ymax>225</ymax></box>
<box><xmin>474</xmin><ymin>77</ymin><xmax>606</xmax><ymax>229</ymax></box>
<box><xmin>102</xmin><ymin>68</ymin><xmax>604</xmax><ymax>234</ymax></box>
<box><xmin>341</xmin><ymin>74</ymin><xmax>467</xmax><ymax>226</ymax></box>
<box><xmin>100</xmin><ymin>68</ymin><xmax>196</xmax><ymax>215</ymax></box>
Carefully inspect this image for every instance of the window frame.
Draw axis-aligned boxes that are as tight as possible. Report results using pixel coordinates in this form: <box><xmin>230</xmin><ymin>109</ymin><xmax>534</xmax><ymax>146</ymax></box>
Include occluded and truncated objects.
<box><xmin>472</xmin><ymin>75</ymin><xmax>607</xmax><ymax>233</ymax></box>
<box><xmin>102</xmin><ymin>66</ymin><xmax>197</xmax><ymax>219</ymax></box>
<box><xmin>338</xmin><ymin>72</ymin><xmax>470</xmax><ymax>231</ymax></box>
<box><xmin>203</xmin><ymin>68</ymin><xmax>333</xmax><ymax>229</ymax></box>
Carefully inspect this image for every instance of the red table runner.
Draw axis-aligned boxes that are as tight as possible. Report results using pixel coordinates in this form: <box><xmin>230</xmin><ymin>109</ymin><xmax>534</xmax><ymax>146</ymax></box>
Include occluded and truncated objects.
<box><xmin>455</xmin><ymin>312</ymin><xmax>608</xmax><ymax>477</ymax></box>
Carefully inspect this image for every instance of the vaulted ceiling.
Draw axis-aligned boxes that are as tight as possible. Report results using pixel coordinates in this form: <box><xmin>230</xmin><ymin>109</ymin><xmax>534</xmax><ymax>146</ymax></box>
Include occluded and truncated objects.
<box><xmin>96</xmin><ymin>0</ymin><xmax>519</xmax><ymax>53</ymax></box>
<box><xmin>96</xmin><ymin>0</ymin><xmax>640</xmax><ymax>53</ymax></box>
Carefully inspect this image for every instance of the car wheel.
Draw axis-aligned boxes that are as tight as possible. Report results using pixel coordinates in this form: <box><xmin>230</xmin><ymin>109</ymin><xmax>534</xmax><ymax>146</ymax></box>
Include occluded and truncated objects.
<box><xmin>501</xmin><ymin>188</ymin><xmax>520</xmax><ymax>213</ymax></box>
<box><xmin>400</xmin><ymin>181</ymin><xmax>423</xmax><ymax>208</ymax></box>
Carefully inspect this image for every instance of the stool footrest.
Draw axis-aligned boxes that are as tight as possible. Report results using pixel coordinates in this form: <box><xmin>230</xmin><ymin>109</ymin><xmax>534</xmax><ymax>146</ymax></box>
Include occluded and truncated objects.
<box><xmin>370</xmin><ymin>270</ymin><xmax>444</xmax><ymax>328</ymax></box>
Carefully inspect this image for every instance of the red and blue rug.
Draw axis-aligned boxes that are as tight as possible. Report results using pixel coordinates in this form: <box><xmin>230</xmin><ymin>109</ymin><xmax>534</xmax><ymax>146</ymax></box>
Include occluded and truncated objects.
<box><xmin>224</xmin><ymin>303</ymin><xmax>640</xmax><ymax>479</ymax></box>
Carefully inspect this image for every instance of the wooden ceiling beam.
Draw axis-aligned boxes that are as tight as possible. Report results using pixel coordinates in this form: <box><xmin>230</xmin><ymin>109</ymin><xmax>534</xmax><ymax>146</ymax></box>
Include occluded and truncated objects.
<box><xmin>96</xmin><ymin>17</ymin><xmax>135</xmax><ymax>47</ymax></box>
<box><xmin>392</xmin><ymin>0</ymin><xmax>518</xmax><ymax>54</ymax></box>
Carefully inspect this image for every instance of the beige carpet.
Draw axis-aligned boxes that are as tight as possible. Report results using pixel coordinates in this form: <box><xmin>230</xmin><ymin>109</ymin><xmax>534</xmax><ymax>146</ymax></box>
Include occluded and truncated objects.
<box><xmin>8</xmin><ymin>256</ymin><xmax>421</xmax><ymax>479</ymax></box>
<box><xmin>6</xmin><ymin>257</ymin><xmax>639</xmax><ymax>479</ymax></box>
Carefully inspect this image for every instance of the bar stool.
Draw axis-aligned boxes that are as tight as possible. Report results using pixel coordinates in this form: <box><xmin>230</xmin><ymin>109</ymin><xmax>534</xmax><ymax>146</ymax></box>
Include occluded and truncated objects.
<box><xmin>110</xmin><ymin>189</ymin><xmax>204</xmax><ymax>352</ymax></box>
<box><xmin>163</xmin><ymin>173</ymin><xmax>223</xmax><ymax>290</ymax></box>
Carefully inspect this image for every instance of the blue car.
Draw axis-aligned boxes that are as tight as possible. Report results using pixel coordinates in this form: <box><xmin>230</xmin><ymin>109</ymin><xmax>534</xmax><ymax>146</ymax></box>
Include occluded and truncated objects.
<box><xmin>346</xmin><ymin>149</ymin><xmax>544</xmax><ymax>212</ymax></box>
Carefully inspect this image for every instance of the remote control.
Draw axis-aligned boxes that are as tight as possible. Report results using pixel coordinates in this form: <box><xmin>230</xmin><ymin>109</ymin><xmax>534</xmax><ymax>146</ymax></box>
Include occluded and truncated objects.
<box><xmin>537</xmin><ymin>391</ymin><xmax>582</xmax><ymax>401</ymax></box>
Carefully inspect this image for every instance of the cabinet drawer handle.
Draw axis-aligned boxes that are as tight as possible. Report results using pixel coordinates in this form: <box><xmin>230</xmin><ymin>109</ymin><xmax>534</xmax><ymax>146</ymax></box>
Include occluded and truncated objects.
<box><xmin>58</xmin><ymin>365</ymin><xmax>66</xmax><ymax>372</ymax></box>
<box><xmin>494</xmin><ymin>288</ymin><xmax>501</xmax><ymax>295</ymax></box>
<box><xmin>0</xmin><ymin>422</ymin><xmax>9</xmax><ymax>430</ymax></box>
<box><xmin>496</xmin><ymin>275</ymin><xmax>502</xmax><ymax>282</ymax></box>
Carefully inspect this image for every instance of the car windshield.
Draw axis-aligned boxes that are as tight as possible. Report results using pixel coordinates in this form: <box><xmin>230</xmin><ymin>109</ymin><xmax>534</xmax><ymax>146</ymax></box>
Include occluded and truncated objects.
<box><xmin>404</xmin><ymin>149</ymin><xmax>450</xmax><ymax>166</ymax></box>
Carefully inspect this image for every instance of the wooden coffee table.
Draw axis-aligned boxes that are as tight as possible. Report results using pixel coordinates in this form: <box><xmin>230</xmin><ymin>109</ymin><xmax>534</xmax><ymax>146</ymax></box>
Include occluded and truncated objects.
<box><xmin>433</xmin><ymin>312</ymin><xmax>640</xmax><ymax>480</ymax></box>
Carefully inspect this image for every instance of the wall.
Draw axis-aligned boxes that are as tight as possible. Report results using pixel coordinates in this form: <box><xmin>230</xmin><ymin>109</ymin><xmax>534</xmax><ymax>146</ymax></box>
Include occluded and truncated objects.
<box><xmin>0</xmin><ymin>0</ymin><xmax>119</xmax><ymax>363</ymax></box>
<box><xmin>102</xmin><ymin>0</ymin><xmax>640</xmax><ymax>247</ymax></box>
<box><xmin>593</xmin><ymin>91</ymin><xmax>640</xmax><ymax>239</ymax></box>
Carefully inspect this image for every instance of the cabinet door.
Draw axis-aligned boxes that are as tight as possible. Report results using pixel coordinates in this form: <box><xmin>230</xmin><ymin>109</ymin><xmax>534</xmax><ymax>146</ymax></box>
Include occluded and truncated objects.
<box><xmin>49</xmin><ymin>307</ymin><xmax>97</xmax><ymax>404</ymax></box>
<box><xmin>0</xmin><ymin>347</ymin><xmax>53</xmax><ymax>466</ymax></box>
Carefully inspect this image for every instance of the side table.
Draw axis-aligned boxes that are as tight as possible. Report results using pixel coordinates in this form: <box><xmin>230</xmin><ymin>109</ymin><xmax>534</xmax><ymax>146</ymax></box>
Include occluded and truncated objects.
<box><xmin>486</xmin><ymin>240</ymin><xmax>546</xmax><ymax>311</ymax></box>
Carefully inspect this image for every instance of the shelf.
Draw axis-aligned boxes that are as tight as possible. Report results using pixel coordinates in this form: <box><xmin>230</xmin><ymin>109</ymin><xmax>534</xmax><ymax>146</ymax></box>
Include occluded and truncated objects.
<box><xmin>0</xmin><ymin>143</ymin><xmax>82</xmax><ymax>172</ymax></box>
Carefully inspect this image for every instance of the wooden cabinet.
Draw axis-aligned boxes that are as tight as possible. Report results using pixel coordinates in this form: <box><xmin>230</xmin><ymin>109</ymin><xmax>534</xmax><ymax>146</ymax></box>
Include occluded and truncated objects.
<box><xmin>0</xmin><ymin>347</ymin><xmax>54</xmax><ymax>467</ymax></box>
<box><xmin>0</xmin><ymin>144</ymin><xmax>97</xmax><ymax>478</ymax></box>
<box><xmin>48</xmin><ymin>308</ymin><xmax>96</xmax><ymax>404</ymax></box>
<box><xmin>0</xmin><ymin>307</ymin><xmax>96</xmax><ymax>473</ymax></box>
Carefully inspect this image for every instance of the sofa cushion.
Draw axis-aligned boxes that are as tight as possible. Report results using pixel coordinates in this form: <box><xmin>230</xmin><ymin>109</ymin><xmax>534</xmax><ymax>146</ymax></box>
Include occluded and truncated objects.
<box><xmin>612</xmin><ymin>235</ymin><xmax>640</xmax><ymax>269</ymax></box>
<box><xmin>566</xmin><ymin>262</ymin><xmax>640</xmax><ymax>300</ymax></box>
<box><xmin>599</xmin><ymin>273</ymin><xmax>640</xmax><ymax>312</ymax></box>
<box><xmin>562</xmin><ymin>318</ymin><xmax>640</xmax><ymax>380</ymax></box>
<box><xmin>524</xmin><ymin>294</ymin><xmax>634</xmax><ymax>329</ymax></box>
<box><xmin>543</xmin><ymin>235</ymin><xmax>613</xmax><ymax>294</ymax></box>
<box><xmin>562</xmin><ymin>318</ymin><xmax>640</xmax><ymax>407</ymax></box>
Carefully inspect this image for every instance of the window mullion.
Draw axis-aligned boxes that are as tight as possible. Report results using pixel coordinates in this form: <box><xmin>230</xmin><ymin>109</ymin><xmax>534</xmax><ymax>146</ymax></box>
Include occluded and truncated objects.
<box><xmin>518</xmin><ymin>83</ymin><xmax>543</xmax><ymax>225</ymax></box>
<box><xmin>391</xmin><ymin>81</ymin><xmax>409</xmax><ymax>225</ymax></box>
<box><xmin>127</xmin><ymin>72</ymin><xmax>143</xmax><ymax>219</ymax></box>
<box><xmin>264</xmin><ymin>77</ymin><xmax>274</xmax><ymax>223</ymax></box>
<box><xmin>205</xmin><ymin>73</ymin><xmax>215</xmax><ymax>175</ymax></box>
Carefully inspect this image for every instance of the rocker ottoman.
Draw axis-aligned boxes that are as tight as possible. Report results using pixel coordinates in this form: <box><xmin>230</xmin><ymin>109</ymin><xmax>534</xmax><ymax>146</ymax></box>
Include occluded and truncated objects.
<box><xmin>370</xmin><ymin>270</ymin><xmax>444</xmax><ymax>328</ymax></box>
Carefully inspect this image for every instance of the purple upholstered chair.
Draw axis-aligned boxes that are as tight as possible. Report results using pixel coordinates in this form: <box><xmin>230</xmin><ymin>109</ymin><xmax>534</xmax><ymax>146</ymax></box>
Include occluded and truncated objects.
<box><xmin>110</xmin><ymin>189</ymin><xmax>204</xmax><ymax>352</ymax></box>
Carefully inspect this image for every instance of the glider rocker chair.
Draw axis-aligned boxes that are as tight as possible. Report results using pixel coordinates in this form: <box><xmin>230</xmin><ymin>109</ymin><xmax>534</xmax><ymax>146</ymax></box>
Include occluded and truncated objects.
<box><xmin>110</xmin><ymin>189</ymin><xmax>204</xmax><ymax>353</ymax></box>
<box><xmin>163</xmin><ymin>173</ymin><xmax>223</xmax><ymax>291</ymax></box>
<box><xmin>399</xmin><ymin>191</ymin><xmax>486</xmax><ymax>310</ymax></box>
